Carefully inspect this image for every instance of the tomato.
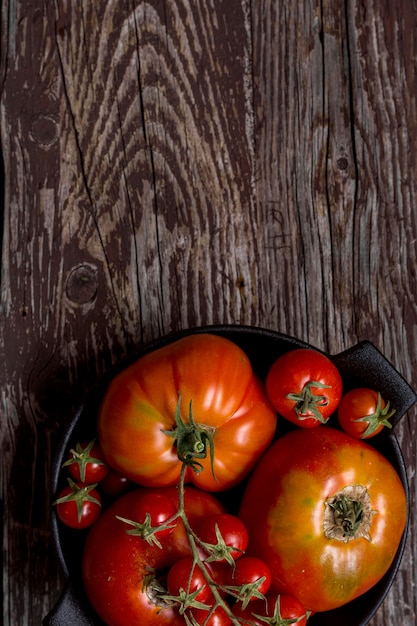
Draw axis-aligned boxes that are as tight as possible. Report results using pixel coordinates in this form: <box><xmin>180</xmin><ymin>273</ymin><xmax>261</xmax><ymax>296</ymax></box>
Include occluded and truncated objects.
<box><xmin>98</xmin><ymin>334</ymin><xmax>277</xmax><ymax>491</ymax></box>
<box><xmin>54</xmin><ymin>479</ymin><xmax>101</xmax><ymax>529</ymax></box>
<box><xmin>338</xmin><ymin>387</ymin><xmax>395</xmax><ymax>438</ymax></box>
<box><xmin>99</xmin><ymin>469</ymin><xmax>131</xmax><ymax>499</ymax></box>
<box><xmin>239</xmin><ymin>427</ymin><xmax>407</xmax><ymax>612</ymax></box>
<box><xmin>187</xmin><ymin>605</ymin><xmax>231</xmax><ymax>625</ymax></box>
<box><xmin>82</xmin><ymin>485</ymin><xmax>225</xmax><ymax>626</ymax></box>
<box><xmin>265</xmin><ymin>348</ymin><xmax>342</xmax><ymax>428</ymax></box>
<box><xmin>63</xmin><ymin>439</ymin><xmax>109</xmax><ymax>483</ymax></box>
<box><xmin>228</xmin><ymin>556</ymin><xmax>272</xmax><ymax>600</ymax></box>
<box><xmin>167</xmin><ymin>556</ymin><xmax>212</xmax><ymax>604</ymax></box>
<box><xmin>198</xmin><ymin>513</ymin><xmax>248</xmax><ymax>563</ymax></box>
<box><xmin>127</xmin><ymin>492</ymin><xmax>177</xmax><ymax>544</ymax></box>
<box><xmin>232</xmin><ymin>592</ymin><xmax>307</xmax><ymax>626</ymax></box>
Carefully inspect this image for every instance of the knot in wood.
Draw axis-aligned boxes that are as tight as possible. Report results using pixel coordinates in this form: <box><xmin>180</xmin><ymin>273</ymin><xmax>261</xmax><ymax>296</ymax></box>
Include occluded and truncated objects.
<box><xmin>66</xmin><ymin>264</ymin><xmax>98</xmax><ymax>305</ymax></box>
<box><xmin>29</xmin><ymin>114</ymin><xmax>58</xmax><ymax>148</ymax></box>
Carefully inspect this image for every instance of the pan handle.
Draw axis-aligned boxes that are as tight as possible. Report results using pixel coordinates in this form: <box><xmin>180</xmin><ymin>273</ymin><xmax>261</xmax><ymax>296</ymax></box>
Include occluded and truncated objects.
<box><xmin>332</xmin><ymin>340</ymin><xmax>417</xmax><ymax>429</ymax></box>
<box><xmin>42</xmin><ymin>582</ymin><xmax>97</xmax><ymax>626</ymax></box>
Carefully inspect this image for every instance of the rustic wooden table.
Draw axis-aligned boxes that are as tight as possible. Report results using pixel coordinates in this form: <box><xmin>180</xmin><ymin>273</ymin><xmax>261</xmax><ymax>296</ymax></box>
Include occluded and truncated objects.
<box><xmin>1</xmin><ymin>1</ymin><xmax>416</xmax><ymax>624</ymax></box>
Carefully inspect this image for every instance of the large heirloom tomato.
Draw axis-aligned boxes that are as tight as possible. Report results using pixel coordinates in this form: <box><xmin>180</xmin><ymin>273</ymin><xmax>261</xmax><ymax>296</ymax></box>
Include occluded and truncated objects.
<box><xmin>82</xmin><ymin>486</ymin><xmax>225</xmax><ymax>626</ymax></box>
<box><xmin>98</xmin><ymin>334</ymin><xmax>276</xmax><ymax>491</ymax></box>
<box><xmin>239</xmin><ymin>427</ymin><xmax>407</xmax><ymax>612</ymax></box>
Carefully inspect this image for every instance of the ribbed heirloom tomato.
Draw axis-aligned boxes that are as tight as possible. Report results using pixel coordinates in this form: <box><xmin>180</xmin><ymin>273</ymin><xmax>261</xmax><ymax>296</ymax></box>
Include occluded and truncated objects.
<box><xmin>98</xmin><ymin>334</ymin><xmax>276</xmax><ymax>491</ymax></box>
<box><xmin>82</xmin><ymin>486</ymin><xmax>225</xmax><ymax>626</ymax></box>
<box><xmin>239</xmin><ymin>427</ymin><xmax>407</xmax><ymax>612</ymax></box>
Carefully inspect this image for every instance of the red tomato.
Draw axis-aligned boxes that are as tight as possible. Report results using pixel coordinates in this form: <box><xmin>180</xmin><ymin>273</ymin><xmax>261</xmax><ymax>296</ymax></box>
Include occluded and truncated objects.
<box><xmin>232</xmin><ymin>592</ymin><xmax>307</xmax><ymax>626</ymax></box>
<box><xmin>54</xmin><ymin>479</ymin><xmax>101</xmax><ymax>529</ymax></box>
<box><xmin>228</xmin><ymin>556</ymin><xmax>272</xmax><ymax>599</ymax></box>
<box><xmin>187</xmin><ymin>605</ymin><xmax>231</xmax><ymax>625</ymax></box>
<box><xmin>167</xmin><ymin>557</ymin><xmax>212</xmax><ymax>605</ymax></box>
<box><xmin>63</xmin><ymin>439</ymin><xmax>109</xmax><ymax>483</ymax></box>
<box><xmin>338</xmin><ymin>387</ymin><xmax>395</xmax><ymax>438</ymax></box>
<box><xmin>198</xmin><ymin>513</ymin><xmax>248</xmax><ymax>562</ymax></box>
<box><xmin>99</xmin><ymin>469</ymin><xmax>131</xmax><ymax>498</ymax></box>
<box><xmin>98</xmin><ymin>334</ymin><xmax>276</xmax><ymax>491</ymax></box>
<box><xmin>239</xmin><ymin>427</ymin><xmax>407</xmax><ymax>612</ymax></box>
<box><xmin>82</xmin><ymin>486</ymin><xmax>225</xmax><ymax>626</ymax></box>
<box><xmin>127</xmin><ymin>492</ymin><xmax>177</xmax><ymax>544</ymax></box>
<box><xmin>266</xmin><ymin>348</ymin><xmax>342</xmax><ymax>427</ymax></box>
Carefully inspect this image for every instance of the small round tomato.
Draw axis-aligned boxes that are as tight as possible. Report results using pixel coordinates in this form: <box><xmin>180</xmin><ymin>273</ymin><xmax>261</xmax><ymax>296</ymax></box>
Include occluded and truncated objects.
<box><xmin>198</xmin><ymin>514</ymin><xmax>248</xmax><ymax>563</ymax></box>
<box><xmin>99</xmin><ymin>468</ymin><xmax>131</xmax><ymax>498</ymax></box>
<box><xmin>63</xmin><ymin>439</ymin><xmax>109</xmax><ymax>483</ymax></box>
<box><xmin>54</xmin><ymin>479</ymin><xmax>101</xmax><ymax>529</ymax></box>
<box><xmin>98</xmin><ymin>334</ymin><xmax>277</xmax><ymax>491</ymax></box>
<box><xmin>239</xmin><ymin>427</ymin><xmax>407</xmax><ymax>612</ymax></box>
<box><xmin>338</xmin><ymin>387</ymin><xmax>395</xmax><ymax>438</ymax></box>
<box><xmin>232</xmin><ymin>593</ymin><xmax>307</xmax><ymax>626</ymax></box>
<box><xmin>187</xmin><ymin>605</ymin><xmax>231</xmax><ymax>625</ymax></box>
<box><xmin>124</xmin><ymin>492</ymin><xmax>177</xmax><ymax>544</ymax></box>
<box><xmin>266</xmin><ymin>348</ymin><xmax>343</xmax><ymax>428</ymax></box>
<box><xmin>228</xmin><ymin>556</ymin><xmax>271</xmax><ymax>599</ymax></box>
<box><xmin>167</xmin><ymin>557</ymin><xmax>212</xmax><ymax>605</ymax></box>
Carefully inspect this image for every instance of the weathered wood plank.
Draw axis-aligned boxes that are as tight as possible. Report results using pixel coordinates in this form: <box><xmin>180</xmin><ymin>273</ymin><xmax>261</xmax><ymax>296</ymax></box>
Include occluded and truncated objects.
<box><xmin>0</xmin><ymin>0</ymin><xmax>416</xmax><ymax>624</ymax></box>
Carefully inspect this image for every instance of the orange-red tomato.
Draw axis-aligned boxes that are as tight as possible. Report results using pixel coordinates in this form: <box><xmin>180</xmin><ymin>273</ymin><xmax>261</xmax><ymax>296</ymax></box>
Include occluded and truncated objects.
<box><xmin>98</xmin><ymin>334</ymin><xmax>276</xmax><ymax>491</ymax></box>
<box><xmin>82</xmin><ymin>486</ymin><xmax>225</xmax><ymax>626</ymax></box>
<box><xmin>266</xmin><ymin>348</ymin><xmax>343</xmax><ymax>428</ymax></box>
<box><xmin>337</xmin><ymin>387</ymin><xmax>395</xmax><ymax>438</ymax></box>
<box><xmin>239</xmin><ymin>427</ymin><xmax>407</xmax><ymax>612</ymax></box>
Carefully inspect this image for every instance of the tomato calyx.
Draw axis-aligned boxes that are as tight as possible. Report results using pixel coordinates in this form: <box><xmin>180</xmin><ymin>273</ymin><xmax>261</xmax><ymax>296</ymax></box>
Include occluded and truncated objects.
<box><xmin>53</xmin><ymin>478</ymin><xmax>101</xmax><ymax>523</ymax></box>
<box><xmin>324</xmin><ymin>485</ymin><xmax>377</xmax><ymax>543</ymax></box>
<box><xmin>116</xmin><ymin>511</ymin><xmax>178</xmax><ymax>548</ymax></box>
<box><xmin>142</xmin><ymin>569</ymin><xmax>177</xmax><ymax>610</ymax></box>
<box><xmin>162</xmin><ymin>396</ymin><xmax>217</xmax><ymax>478</ymax></box>
<box><xmin>224</xmin><ymin>576</ymin><xmax>268</xmax><ymax>609</ymax></box>
<box><xmin>62</xmin><ymin>439</ymin><xmax>108</xmax><ymax>483</ymax></box>
<box><xmin>286</xmin><ymin>381</ymin><xmax>332</xmax><ymax>423</ymax></box>
<box><xmin>252</xmin><ymin>595</ymin><xmax>305</xmax><ymax>625</ymax></box>
<box><xmin>353</xmin><ymin>392</ymin><xmax>395</xmax><ymax>438</ymax></box>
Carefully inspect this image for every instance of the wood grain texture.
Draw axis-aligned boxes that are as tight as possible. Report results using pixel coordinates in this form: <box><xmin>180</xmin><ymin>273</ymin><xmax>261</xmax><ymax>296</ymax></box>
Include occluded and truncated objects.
<box><xmin>1</xmin><ymin>0</ymin><xmax>416</xmax><ymax>624</ymax></box>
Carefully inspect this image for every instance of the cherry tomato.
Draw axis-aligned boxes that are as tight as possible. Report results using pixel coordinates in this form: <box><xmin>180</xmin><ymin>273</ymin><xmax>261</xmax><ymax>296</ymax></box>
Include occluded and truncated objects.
<box><xmin>187</xmin><ymin>605</ymin><xmax>231</xmax><ymax>625</ymax></box>
<box><xmin>82</xmin><ymin>486</ymin><xmax>225</xmax><ymax>626</ymax></box>
<box><xmin>167</xmin><ymin>556</ymin><xmax>212</xmax><ymax>605</ymax></box>
<box><xmin>54</xmin><ymin>479</ymin><xmax>101</xmax><ymax>529</ymax></box>
<box><xmin>124</xmin><ymin>492</ymin><xmax>178</xmax><ymax>544</ymax></box>
<box><xmin>62</xmin><ymin>439</ymin><xmax>109</xmax><ymax>483</ymax></box>
<box><xmin>228</xmin><ymin>556</ymin><xmax>272</xmax><ymax>599</ymax></box>
<box><xmin>232</xmin><ymin>592</ymin><xmax>307</xmax><ymax>626</ymax></box>
<box><xmin>198</xmin><ymin>513</ymin><xmax>248</xmax><ymax>562</ymax></box>
<box><xmin>239</xmin><ymin>427</ymin><xmax>407</xmax><ymax>612</ymax></box>
<box><xmin>98</xmin><ymin>334</ymin><xmax>277</xmax><ymax>491</ymax></box>
<box><xmin>337</xmin><ymin>387</ymin><xmax>395</xmax><ymax>438</ymax></box>
<box><xmin>99</xmin><ymin>468</ymin><xmax>131</xmax><ymax>498</ymax></box>
<box><xmin>266</xmin><ymin>348</ymin><xmax>343</xmax><ymax>428</ymax></box>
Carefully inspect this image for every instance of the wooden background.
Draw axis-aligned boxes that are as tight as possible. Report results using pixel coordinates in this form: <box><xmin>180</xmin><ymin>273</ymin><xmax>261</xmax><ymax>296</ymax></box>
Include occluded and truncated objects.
<box><xmin>1</xmin><ymin>0</ymin><xmax>416</xmax><ymax>624</ymax></box>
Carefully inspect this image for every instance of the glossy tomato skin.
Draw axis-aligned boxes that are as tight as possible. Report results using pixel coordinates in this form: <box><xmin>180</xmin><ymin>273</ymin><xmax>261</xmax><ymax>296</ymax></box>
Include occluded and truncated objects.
<box><xmin>98</xmin><ymin>334</ymin><xmax>276</xmax><ymax>491</ymax></box>
<box><xmin>82</xmin><ymin>486</ymin><xmax>225</xmax><ymax>626</ymax></box>
<box><xmin>239</xmin><ymin>427</ymin><xmax>407</xmax><ymax>612</ymax></box>
<box><xmin>338</xmin><ymin>387</ymin><xmax>394</xmax><ymax>439</ymax></box>
<box><xmin>265</xmin><ymin>348</ymin><xmax>342</xmax><ymax>428</ymax></box>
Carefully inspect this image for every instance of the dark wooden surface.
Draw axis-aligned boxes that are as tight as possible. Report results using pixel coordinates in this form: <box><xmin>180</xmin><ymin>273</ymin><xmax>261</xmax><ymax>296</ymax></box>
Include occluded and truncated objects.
<box><xmin>1</xmin><ymin>1</ymin><xmax>416</xmax><ymax>624</ymax></box>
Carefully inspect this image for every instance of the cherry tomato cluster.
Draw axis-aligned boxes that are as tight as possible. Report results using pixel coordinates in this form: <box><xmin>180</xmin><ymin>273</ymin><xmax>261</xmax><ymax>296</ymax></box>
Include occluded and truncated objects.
<box><xmin>53</xmin><ymin>336</ymin><xmax>404</xmax><ymax>626</ymax></box>
<box><xmin>54</xmin><ymin>439</ymin><xmax>131</xmax><ymax>529</ymax></box>
<box><xmin>266</xmin><ymin>347</ymin><xmax>395</xmax><ymax>438</ymax></box>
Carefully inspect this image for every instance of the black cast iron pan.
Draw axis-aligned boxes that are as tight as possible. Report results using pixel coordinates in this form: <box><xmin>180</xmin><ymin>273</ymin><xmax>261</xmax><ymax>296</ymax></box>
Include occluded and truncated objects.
<box><xmin>43</xmin><ymin>325</ymin><xmax>417</xmax><ymax>626</ymax></box>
